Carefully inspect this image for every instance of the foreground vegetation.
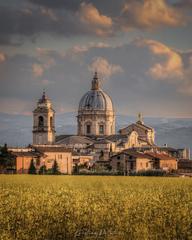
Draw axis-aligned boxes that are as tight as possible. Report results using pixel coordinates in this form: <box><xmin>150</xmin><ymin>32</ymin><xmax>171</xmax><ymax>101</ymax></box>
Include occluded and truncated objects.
<box><xmin>0</xmin><ymin>176</ymin><xmax>192</xmax><ymax>240</ymax></box>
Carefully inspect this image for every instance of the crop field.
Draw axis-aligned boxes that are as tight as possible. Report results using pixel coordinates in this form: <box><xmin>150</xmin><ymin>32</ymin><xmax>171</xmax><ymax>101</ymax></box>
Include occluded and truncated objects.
<box><xmin>0</xmin><ymin>176</ymin><xmax>192</xmax><ymax>240</ymax></box>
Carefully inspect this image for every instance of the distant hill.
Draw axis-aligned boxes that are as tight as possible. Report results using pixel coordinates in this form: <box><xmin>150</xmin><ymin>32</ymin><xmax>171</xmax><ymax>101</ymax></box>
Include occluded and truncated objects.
<box><xmin>0</xmin><ymin>112</ymin><xmax>191</xmax><ymax>156</ymax></box>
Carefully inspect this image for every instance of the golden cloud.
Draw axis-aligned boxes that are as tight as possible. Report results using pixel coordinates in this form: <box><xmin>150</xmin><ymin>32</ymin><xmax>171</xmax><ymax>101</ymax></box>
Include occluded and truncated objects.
<box><xmin>32</xmin><ymin>64</ymin><xmax>44</xmax><ymax>77</ymax></box>
<box><xmin>141</xmin><ymin>39</ymin><xmax>183</xmax><ymax>80</ymax></box>
<box><xmin>79</xmin><ymin>3</ymin><xmax>113</xmax><ymax>36</ymax></box>
<box><xmin>136</xmin><ymin>38</ymin><xmax>192</xmax><ymax>95</ymax></box>
<box><xmin>120</xmin><ymin>0</ymin><xmax>185</xmax><ymax>30</ymax></box>
<box><xmin>89</xmin><ymin>57</ymin><xmax>123</xmax><ymax>79</ymax></box>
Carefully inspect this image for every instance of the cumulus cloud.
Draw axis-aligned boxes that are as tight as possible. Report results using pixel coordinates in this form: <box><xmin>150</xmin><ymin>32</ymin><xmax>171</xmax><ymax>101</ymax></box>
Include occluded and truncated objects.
<box><xmin>89</xmin><ymin>57</ymin><xmax>123</xmax><ymax>78</ymax></box>
<box><xmin>1</xmin><ymin>37</ymin><xmax>192</xmax><ymax>117</ymax></box>
<box><xmin>32</xmin><ymin>48</ymin><xmax>57</xmax><ymax>77</ymax></box>
<box><xmin>0</xmin><ymin>0</ymin><xmax>191</xmax><ymax>45</ymax></box>
<box><xmin>137</xmin><ymin>39</ymin><xmax>184</xmax><ymax>80</ymax></box>
<box><xmin>32</xmin><ymin>64</ymin><xmax>44</xmax><ymax>77</ymax></box>
<box><xmin>135</xmin><ymin>39</ymin><xmax>192</xmax><ymax>95</ymax></box>
<box><xmin>80</xmin><ymin>3</ymin><xmax>112</xmax><ymax>27</ymax></box>
<box><xmin>79</xmin><ymin>2</ymin><xmax>113</xmax><ymax>36</ymax></box>
<box><xmin>120</xmin><ymin>0</ymin><xmax>185</xmax><ymax>30</ymax></box>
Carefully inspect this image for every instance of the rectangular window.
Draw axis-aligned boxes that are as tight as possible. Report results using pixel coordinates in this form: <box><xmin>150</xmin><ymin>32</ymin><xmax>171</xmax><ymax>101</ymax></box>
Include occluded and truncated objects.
<box><xmin>99</xmin><ymin>125</ymin><xmax>104</xmax><ymax>134</ymax></box>
<box><xmin>117</xmin><ymin>162</ymin><xmax>121</xmax><ymax>171</ymax></box>
<box><xmin>86</xmin><ymin>125</ymin><xmax>91</xmax><ymax>134</ymax></box>
<box><xmin>130</xmin><ymin>162</ymin><xmax>134</xmax><ymax>170</ymax></box>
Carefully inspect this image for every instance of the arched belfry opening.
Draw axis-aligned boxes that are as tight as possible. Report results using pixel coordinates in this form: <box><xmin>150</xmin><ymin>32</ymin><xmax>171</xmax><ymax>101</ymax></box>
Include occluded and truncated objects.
<box><xmin>38</xmin><ymin>116</ymin><xmax>44</xmax><ymax>128</ymax></box>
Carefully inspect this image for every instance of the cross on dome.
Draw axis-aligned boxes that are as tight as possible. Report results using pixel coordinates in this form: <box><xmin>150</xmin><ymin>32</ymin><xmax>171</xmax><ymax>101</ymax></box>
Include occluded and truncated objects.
<box><xmin>91</xmin><ymin>71</ymin><xmax>100</xmax><ymax>90</ymax></box>
<box><xmin>137</xmin><ymin>112</ymin><xmax>144</xmax><ymax>125</ymax></box>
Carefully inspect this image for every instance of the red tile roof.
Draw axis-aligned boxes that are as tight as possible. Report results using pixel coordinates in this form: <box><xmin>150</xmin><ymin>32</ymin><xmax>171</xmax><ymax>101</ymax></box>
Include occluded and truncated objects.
<box><xmin>145</xmin><ymin>152</ymin><xmax>176</xmax><ymax>160</ymax></box>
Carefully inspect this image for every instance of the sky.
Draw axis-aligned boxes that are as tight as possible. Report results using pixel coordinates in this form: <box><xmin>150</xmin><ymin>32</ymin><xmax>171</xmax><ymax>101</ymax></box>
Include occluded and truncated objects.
<box><xmin>0</xmin><ymin>0</ymin><xmax>192</xmax><ymax>118</ymax></box>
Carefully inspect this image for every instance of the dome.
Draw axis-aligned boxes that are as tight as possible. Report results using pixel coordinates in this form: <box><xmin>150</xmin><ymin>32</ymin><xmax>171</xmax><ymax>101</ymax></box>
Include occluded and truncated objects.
<box><xmin>78</xmin><ymin>72</ymin><xmax>114</xmax><ymax>112</ymax></box>
<box><xmin>79</xmin><ymin>90</ymin><xmax>114</xmax><ymax>111</ymax></box>
<box><xmin>77</xmin><ymin>72</ymin><xmax>115</xmax><ymax>136</ymax></box>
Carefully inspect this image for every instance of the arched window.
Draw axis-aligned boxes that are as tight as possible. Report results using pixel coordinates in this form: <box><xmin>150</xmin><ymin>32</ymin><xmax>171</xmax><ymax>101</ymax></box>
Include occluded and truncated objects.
<box><xmin>38</xmin><ymin>116</ymin><xmax>44</xmax><ymax>128</ymax></box>
<box><xmin>50</xmin><ymin>117</ymin><xmax>53</xmax><ymax>129</ymax></box>
<box><xmin>86</xmin><ymin>124</ymin><xmax>91</xmax><ymax>135</ymax></box>
<box><xmin>99</xmin><ymin>124</ymin><xmax>104</xmax><ymax>135</ymax></box>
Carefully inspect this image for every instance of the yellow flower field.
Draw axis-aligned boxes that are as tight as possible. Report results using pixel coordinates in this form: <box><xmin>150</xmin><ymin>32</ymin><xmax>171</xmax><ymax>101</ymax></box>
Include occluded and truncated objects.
<box><xmin>0</xmin><ymin>176</ymin><xmax>192</xmax><ymax>240</ymax></box>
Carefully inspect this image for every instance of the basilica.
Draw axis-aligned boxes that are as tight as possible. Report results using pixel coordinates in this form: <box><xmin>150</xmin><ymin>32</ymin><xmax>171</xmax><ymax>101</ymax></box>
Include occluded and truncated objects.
<box><xmin>8</xmin><ymin>72</ymin><xmax>190</xmax><ymax>175</ymax></box>
<box><xmin>32</xmin><ymin>72</ymin><xmax>157</xmax><ymax>159</ymax></box>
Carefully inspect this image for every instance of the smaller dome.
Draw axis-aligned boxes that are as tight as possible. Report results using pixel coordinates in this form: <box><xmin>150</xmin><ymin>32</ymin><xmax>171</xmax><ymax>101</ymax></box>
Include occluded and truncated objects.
<box><xmin>38</xmin><ymin>91</ymin><xmax>49</xmax><ymax>104</ymax></box>
<box><xmin>36</xmin><ymin>91</ymin><xmax>52</xmax><ymax>109</ymax></box>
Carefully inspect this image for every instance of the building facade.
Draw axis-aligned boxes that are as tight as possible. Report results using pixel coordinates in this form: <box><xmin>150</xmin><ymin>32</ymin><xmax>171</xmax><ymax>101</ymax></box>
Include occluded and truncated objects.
<box><xmin>110</xmin><ymin>150</ymin><xmax>177</xmax><ymax>174</ymax></box>
<box><xmin>119</xmin><ymin>113</ymin><xmax>155</xmax><ymax>145</ymax></box>
<box><xmin>11</xmin><ymin>146</ymin><xmax>73</xmax><ymax>174</ymax></box>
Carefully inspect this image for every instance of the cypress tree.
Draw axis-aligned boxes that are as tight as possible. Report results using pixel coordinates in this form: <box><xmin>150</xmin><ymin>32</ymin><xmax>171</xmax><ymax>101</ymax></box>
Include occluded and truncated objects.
<box><xmin>0</xmin><ymin>143</ymin><xmax>15</xmax><ymax>172</ymax></box>
<box><xmin>39</xmin><ymin>165</ymin><xmax>47</xmax><ymax>175</ymax></box>
<box><xmin>28</xmin><ymin>159</ymin><xmax>36</xmax><ymax>174</ymax></box>
<box><xmin>52</xmin><ymin>160</ymin><xmax>60</xmax><ymax>175</ymax></box>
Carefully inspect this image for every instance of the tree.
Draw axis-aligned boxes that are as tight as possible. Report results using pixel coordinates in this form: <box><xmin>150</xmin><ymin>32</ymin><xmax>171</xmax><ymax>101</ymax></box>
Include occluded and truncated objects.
<box><xmin>28</xmin><ymin>159</ymin><xmax>36</xmax><ymax>174</ymax></box>
<box><xmin>39</xmin><ymin>165</ymin><xmax>47</xmax><ymax>175</ymax></box>
<box><xmin>0</xmin><ymin>143</ymin><xmax>15</xmax><ymax>172</ymax></box>
<box><xmin>73</xmin><ymin>163</ymin><xmax>79</xmax><ymax>174</ymax></box>
<box><xmin>51</xmin><ymin>160</ymin><xmax>60</xmax><ymax>175</ymax></box>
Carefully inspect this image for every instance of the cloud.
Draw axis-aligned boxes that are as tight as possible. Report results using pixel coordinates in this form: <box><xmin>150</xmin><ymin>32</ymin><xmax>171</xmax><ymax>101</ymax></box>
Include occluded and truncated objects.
<box><xmin>32</xmin><ymin>48</ymin><xmax>57</xmax><ymax>77</ymax></box>
<box><xmin>40</xmin><ymin>7</ymin><xmax>58</xmax><ymax>21</ymax></box>
<box><xmin>1</xmin><ymin>39</ymin><xmax>192</xmax><ymax>117</ymax></box>
<box><xmin>0</xmin><ymin>98</ymin><xmax>32</xmax><ymax>115</ymax></box>
<box><xmin>79</xmin><ymin>3</ymin><xmax>112</xmax><ymax>28</ymax></box>
<box><xmin>135</xmin><ymin>39</ymin><xmax>192</xmax><ymax>95</ymax></box>
<box><xmin>89</xmin><ymin>57</ymin><xmax>123</xmax><ymax>78</ymax></box>
<box><xmin>178</xmin><ymin>54</ymin><xmax>192</xmax><ymax>94</ymax></box>
<box><xmin>0</xmin><ymin>0</ymin><xmax>190</xmax><ymax>46</ymax></box>
<box><xmin>66</xmin><ymin>42</ymin><xmax>110</xmax><ymax>56</ymax></box>
<box><xmin>120</xmin><ymin>0</ymin><xmax>185</xmax><ymax>30</ymax></box>
<box><xmin>41</xmin><ymin>79</ymin><xmax>54</xmax><ymax>85</ymax></box>
<box><xmin>0</xmin><ymin>52</ymin><xmax>6</xmax><ymax>63</ymax></box>
<box><xmin>174</xmin><ymin>0</ymin><xmax>192</xmax><ymax>8</ymax></box>
<box><xmin>28</xmin><ymin>0</ymin><xmax>80</xmax><ymax>11</ymax></box>
<box><xmin>32</xmin><ymin>64</ymin><xmax>44</xmax><ymax>77</ymax></box>
<box><xmin>0</xmin><ymin>5</ymin><xmax>94</xmax><ymax>45</ymax></box>
<box><xmin>137</xmin><ymin>39</ymin><xmax>183</xmax><ymax>80</ymax></box>
<box><xmin>79</xmin><ymin>3</ymin><xmax>113</xmax><ymax>36</ymax></box>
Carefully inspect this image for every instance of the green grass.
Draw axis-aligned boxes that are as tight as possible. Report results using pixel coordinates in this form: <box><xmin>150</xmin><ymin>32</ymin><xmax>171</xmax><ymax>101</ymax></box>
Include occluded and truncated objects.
<box><xmin>0</xmin><ymin>175</ymin><xmax>192</xmax><ymax>240</ymax></box>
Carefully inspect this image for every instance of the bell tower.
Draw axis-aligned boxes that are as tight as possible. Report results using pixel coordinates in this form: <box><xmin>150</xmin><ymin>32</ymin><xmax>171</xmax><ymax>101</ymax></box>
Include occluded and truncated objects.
<box><xmin>32</xmin><ymin>91</ymin><xmax>55</xmax><ymax>145</ymax></box>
